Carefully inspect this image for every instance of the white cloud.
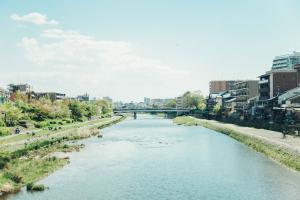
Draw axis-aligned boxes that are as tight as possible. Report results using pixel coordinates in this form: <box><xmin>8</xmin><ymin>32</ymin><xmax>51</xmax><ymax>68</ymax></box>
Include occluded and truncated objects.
<box><xmin>18</xmin><ymin>28</ymin><xmax>190</xmax><ymax>100</ymax></box>
<box><xmin>11</xmin><ymin>12</ymin><xmax>58</xmax><ymax>25</ymax></box>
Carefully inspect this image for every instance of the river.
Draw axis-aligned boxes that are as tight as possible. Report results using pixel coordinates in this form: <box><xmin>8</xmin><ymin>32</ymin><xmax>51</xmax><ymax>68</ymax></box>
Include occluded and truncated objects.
<box><xmin>8</xmin><ymin>115</ymin><xmax>300</xmax><ymax>200</ymax></box>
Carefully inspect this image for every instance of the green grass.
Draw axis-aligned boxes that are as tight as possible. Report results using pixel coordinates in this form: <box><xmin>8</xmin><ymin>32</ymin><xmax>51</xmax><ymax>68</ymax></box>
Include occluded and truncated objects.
<box><xmin>174</xmin><ymin>116</ymin><xmax>300</xmax><ymax>173</ymax></box>
<box><xmin>0</xmin><ymin>116</ymin><xmax>123</xmax><ymax>151</ymax></box>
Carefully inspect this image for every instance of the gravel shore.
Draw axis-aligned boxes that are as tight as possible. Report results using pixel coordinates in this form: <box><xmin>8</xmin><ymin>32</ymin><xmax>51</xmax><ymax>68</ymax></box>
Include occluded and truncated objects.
<box><xmin>196</xmin><ymin>118</ymin><xmax>300</xmax><ymax>154</ymax></box>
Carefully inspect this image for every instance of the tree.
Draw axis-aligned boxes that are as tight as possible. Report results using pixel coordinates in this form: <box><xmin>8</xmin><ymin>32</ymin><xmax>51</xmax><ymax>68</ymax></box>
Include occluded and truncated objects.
<box><xmin>84</xmin><ymin>103</ymin><xmax>98</xmax><ymax>120</ymax></box>
<box><xmin>197</xmin><ymin>102</ymin><xmax>206</xmax><ymax>111</ymax></box>
<box><xmin>0</xmin><ymin>103</ymin><xmax>24</xmax><ymax>126</ymax></box>
<box><xmin>95</xmin><ymin>100</ymin><xmax>112</xmax><ymax>116</ymax></box>
<box><xmin>68</xmin><ymin>101</ymin><xmax>86</xmax><ymax>121</ymax></box>
<box><xmin>182</xmin><ymin>91</ymin><xmax>205</xmax><ymax>109</ymax></box>
<box><xmin>9</xmin><ymin>91</ymin><xmax>28</xmax><ymax>102</ymax></box>
<box><xmin>213</xmin><ymin>103</ymin><xmax>221</xmax><ymax>114</ymax></box>
<box><xmin>165</xmin><ymin>99</ymin><xmax>176</xmax><ymax>108</ymax></box>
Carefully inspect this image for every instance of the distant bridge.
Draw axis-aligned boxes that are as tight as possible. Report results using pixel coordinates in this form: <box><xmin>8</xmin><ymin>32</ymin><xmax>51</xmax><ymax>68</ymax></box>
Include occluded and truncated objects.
<box><xmin>113</xmin><ymin>108</ymin><xmax>191</xmax><ymax>114</ymax></box>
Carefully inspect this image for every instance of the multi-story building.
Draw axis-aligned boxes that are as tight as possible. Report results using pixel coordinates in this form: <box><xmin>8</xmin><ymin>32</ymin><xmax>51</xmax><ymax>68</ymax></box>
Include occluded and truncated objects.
<box><xmin>8</xmin><ymin>83</ymin><xmax>32</xmax><ymax>94</ymax></box>
<box><xmin>77</xmin><ymin>93</ymin><xmax>89</xmax><ymax>101</ymax></box>
<box><xmin>103</xmin><ymin>96</ymin><xmax>113</xmax><ymax>102</ymax></box>
<box><xmin>150</xmin><ymin>98</ymin><xmax>173</xmax><ymax>108</ymax></box>
<box><xmin>209</xmin><ymin>80</ymin><xmax>237</xmax><ymax>94</ymax></box>
<box><xmin>272</xmin><ymin>51</ymin><xmax>300</xmax><ymax>70</ymax></box>
<box><xmin>36</xmin><ymin>92</ymin><xmax>66</xmax><ymax>101</ymax></box>
<box><xmin>176</xmin><ymin>96</ymin><xmax>183</xmax><ymax>109</ymax></box>
<box><xmin>144</xmin><ymin>97</ymin><xmax>150</xmax><ymax>106</ymax></box>
<box><xmin>258</xmin><ymin>69</ymin><xmax>299</xmax><ymax>101</ymax></box>
<box><xmin>233</xmin><ymin>80</ymin><xmax>259</xmax><ymax>112</ymax></box>
<box><xmin>0</xmin><ymin>87</ymin><xmax>8</xmax><ymax>104</ymax></box>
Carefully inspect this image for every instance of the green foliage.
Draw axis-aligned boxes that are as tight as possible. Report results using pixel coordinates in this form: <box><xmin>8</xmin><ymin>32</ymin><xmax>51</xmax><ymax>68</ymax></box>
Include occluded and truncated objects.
<box><xmin>213</xmin><ymin>103</ymin><xmax>221</xmax><ymax>113</ymax></box>
<box><xmin>0</xmin><ymin>127</ymin><xmax>11</xmax><ymax>136</ymax></box>
<box><xmin>26</xmin><ymin>183</ymin><xmax>45</xmax><ymax>191</ymax></box>
<box><xmin>95</xmin><ymin>99</ymin><xmax>112</xmax><ymax>116</ymax></box>
<box><xmin>182</xmin><ymin>91</ymin><xmax>205</xmax><ymax>109</ymax></box>
<box><xmin>68</xmin><ymin>101</ymin><xmax>86</xmax><ymax>121</ymax></box>
<box><xmin>31</xmin><ymin>99</ymin><xmax>71</xmax><ymax>120</ymax></box>
<box><xmin>34</xmin><ymin>121</ymin><xmax>50</xmax><ymax>128</ymax></box>
<box><xmin>84</xmin><ymin>103</ymin><xmax>98</xmax><ymax>119</ymax></box>
<box><xmin>0</xmin><ymin>102</ymin><xmax>24</xmax><ymax>126</ymax></box>
<box><xmin>165</xmin><ymin>99</ymin><xmax>176</xmax><ymax>108</ymax></box>
<box><xmin>0</xmin><ymin>154</ymin><xmax>10</xmax><ymax>169</ymax></box>
<box><xmin>0</xmin><ymin>118</ymin><xmax>6</xmax><ymax>127</ymax></box>
<box><xmin>197</xmin><ymin>102</ymin><xmax>207</xmax><ymax>111</ymax></box>
<box><xmin>3</xmin><ymin>172</ymin><xmax>23</xmax><ymax>183</ymax></box>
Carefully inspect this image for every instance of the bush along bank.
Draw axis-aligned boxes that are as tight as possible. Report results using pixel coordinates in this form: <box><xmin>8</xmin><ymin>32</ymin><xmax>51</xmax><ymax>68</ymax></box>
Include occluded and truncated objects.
<box><xmin>0</xmin><ymin>115</ymin><xmax>126</xmax><ymax>196</ymax></box>
<box><xmin>173</xmin><ymin>116</ymin><xmax>300</xmax><ymax>173</ymax></box>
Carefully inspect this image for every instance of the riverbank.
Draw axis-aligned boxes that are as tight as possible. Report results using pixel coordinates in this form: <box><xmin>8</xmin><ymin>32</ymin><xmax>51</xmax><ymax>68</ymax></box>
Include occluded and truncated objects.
<box><xmin>174</xmin><ymin>116</ymin><xmax>300</xmax><ymax>173</ymax></box>
<box><xmin>0</xmin><ymin>115</ymin><xmax>126</xmax><ymax>197</ymax></box>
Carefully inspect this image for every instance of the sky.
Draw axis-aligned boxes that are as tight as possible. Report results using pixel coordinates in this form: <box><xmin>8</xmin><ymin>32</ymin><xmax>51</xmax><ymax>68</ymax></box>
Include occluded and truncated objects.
<box><xmin>1</xmin><ymin>0</ymin><xmax>300</xmax><ymax>102</ymax></box>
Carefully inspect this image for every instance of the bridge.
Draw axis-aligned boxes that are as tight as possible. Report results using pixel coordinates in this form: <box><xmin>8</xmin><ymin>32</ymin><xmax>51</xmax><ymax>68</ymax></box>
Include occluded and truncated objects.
<box><xmin>113</xmin><ymin>108</ymin><xmax>191</xmax><ymax>114</ymax></box>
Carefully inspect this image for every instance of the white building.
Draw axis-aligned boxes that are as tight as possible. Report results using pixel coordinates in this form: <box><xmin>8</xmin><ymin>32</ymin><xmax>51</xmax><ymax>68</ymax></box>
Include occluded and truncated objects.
<box><xmin>272</xmin><ymin>51</ymin><xmax>300</xmax><ymax>70</ymax></box>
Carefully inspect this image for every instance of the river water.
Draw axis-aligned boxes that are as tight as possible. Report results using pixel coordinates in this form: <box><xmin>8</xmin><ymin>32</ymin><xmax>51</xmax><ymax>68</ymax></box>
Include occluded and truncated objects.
<box><xmin>9</xmin><ymin>115</ymin><xmax>300</xmax><ymax>200</ymax></box>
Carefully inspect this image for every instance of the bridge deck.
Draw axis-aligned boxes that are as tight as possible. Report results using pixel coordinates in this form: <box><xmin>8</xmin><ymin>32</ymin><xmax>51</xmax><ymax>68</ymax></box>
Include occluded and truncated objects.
<box><xmin>114</xmin><ymin>108</ymin><xmax>191</xmax><ymax>113</ymax></box>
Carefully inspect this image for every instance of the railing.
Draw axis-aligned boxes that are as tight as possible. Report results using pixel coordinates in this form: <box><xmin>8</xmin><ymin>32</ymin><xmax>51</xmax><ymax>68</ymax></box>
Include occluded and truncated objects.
<box><xmin>113</xmin><ymin>108</ymin><xmax>191</xmax><ymax>113</ymax></box>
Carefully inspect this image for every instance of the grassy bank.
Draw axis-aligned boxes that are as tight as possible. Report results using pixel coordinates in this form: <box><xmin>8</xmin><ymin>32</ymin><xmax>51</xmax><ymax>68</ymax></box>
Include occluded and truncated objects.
<box><xmin>0</xmin><ymin>115</ymin><xmax>126</xmax><ymax>196</ymax></box>
<box><xmin>174</xmin><ymin>116</ymin><xmax>300</xmax><ymax>173</ymax></box>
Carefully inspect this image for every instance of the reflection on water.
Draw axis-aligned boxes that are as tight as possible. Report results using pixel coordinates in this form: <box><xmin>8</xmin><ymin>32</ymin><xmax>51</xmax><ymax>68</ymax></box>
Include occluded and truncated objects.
<box><xmin>8</xmin><ymin>114</ymin><xmax>300</xmax><ymax>200</ymax></box>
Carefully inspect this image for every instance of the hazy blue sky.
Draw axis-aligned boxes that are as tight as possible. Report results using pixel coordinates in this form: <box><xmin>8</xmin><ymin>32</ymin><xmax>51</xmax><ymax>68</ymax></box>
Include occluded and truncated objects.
<box><xmin>1</xmin><ymin>0</ymin><xmax>300</xmax><ymax>101</ymax></box>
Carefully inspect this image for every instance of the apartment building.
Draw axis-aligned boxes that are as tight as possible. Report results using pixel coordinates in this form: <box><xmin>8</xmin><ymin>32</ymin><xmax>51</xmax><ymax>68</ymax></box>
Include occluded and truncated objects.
<box><xmin>259</xmin><ymin>69</ymin><xmax>299</xmax><ymax>101</ymax></box>
<box><xmin>209</xmin><ymin>80</ymin><xmax>237</xmax><ymax>94</ymax></box>
<box><xmin>233</xmin><ymin>80</ymin><xmax>259</xmax><ymax>112</ymax></box>
<box><xmin>272</xmin><ymin>51</ymin><xmax>300</xmax><ymax>70</ymax></box>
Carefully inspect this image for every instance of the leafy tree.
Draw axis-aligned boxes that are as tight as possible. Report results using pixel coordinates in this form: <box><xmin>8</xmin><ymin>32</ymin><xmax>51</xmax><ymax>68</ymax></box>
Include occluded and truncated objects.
<box><xmin>197</xmin><ymin>102</ymin><xmax>207</xmax><ymax>111</ymax></box>
<box><xmin>0</xmin><ymin>103</ymin><xmax>24</xmax><ymax>126</ymax></box>
<box><xmin>84</xmin><ymin>103</ymin><xmax>98</xmax><ymax>119</ymax></box>
<box><xmin>213</xmin><ymin>103</ymin><xmax>221</xmax><ymax>114</ymax></box>
<box><xmin>165</xmin><ymin>99</ymin><xmax>176</xmax><ymax>108</ymax></box>
<box><xmin>9</xmin><ymin>91</ymin><xmax>28</xmax><ymax>102</ymax></box>
<box><xmin>182</xmin><ymin>91</ymin><xmax>205</xmax><ymax>109</ymax></box>
<box><xmin>68</xmin><ymin>101</ymin><xmax>86</xmax><ymax>121</ymax></box>
<box><xmin>95</xmin><ymin>100</ymin><xmax>112</xmax><ymax>116</ymax></box>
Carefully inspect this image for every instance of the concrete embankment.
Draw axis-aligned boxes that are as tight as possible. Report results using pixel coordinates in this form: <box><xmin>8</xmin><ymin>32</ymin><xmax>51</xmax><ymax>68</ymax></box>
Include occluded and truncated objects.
<box><xmin>174</xmin><ymin>116</ymin><xmax>300</xmax><ymax>173</ymax></box>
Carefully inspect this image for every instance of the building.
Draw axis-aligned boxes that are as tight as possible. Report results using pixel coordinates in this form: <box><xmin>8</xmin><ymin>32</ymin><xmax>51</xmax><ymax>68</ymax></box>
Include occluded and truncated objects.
<box><xmin>278</xmin><ymin>86</ymin><xmax>300</xmax><ymax>106</ymax></box>
<box><xmin>272</xmin><ymin>51</ymin><xmax>300</xmax><ymax>70</ymax></box>
<box><xmin>8</xmin><ymin>84</ymin><xmax>32</xmax><ymax>94</ymax></box>
<box><xmin>176</xmin><ymin>96</ymin><xmax>183</xmax><ymax>109</ymax></box>
<box><xmin>103</xmin><ymin>96</ymin><xmax>113</xmax><ymax>102</ymax></box>
<box><xmin>144</xmin><ymin>97</ymin><xmax>150</xmax><ymax>106</ymax></box>
<box><xmin>233</xmin><ymin>80</ymin><xmax>259</xmax><ymax>113</ymax></box>
<box><xmin>150</xmin><ymin>98</ymin><xmax>173</xmax><ymax>108</ymax></box>
<box><xmin>0</xmin><ymin>87</ymin><xmax>8</xmax><ymax>104</ymax></box>
<box><xmin>209</xmin><ymin>80</ymin><xmax>237</xmax><ymax>94</ymax></box>
<box><xmin>259</xmin><ymin>69</ymin><xmax>299</xmax><ymax>101</ymax></box>
<box><xmin>36</xmin><ymin>92</ymin><xmax>66</xmax><ymax>101</ymax></box>
<box><xmin>77</xmin><ymin>93</ymin><xmax>89</xmax><ymax>101</ymax></box>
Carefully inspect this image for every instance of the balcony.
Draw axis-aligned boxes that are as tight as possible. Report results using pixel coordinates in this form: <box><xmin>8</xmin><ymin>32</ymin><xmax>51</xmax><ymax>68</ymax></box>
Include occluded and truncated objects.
<box><xmin>258</xmin><ymin>79</ymin><xmax>269</xmax><ymax>84</ymax></box>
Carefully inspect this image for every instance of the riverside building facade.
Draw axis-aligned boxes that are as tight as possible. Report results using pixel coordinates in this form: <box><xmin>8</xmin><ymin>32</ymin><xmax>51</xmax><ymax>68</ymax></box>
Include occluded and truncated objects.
<box><xmin>272</xmin><ymin>51</ymin><xmax>300</xmax><ymax>70</ymax></box>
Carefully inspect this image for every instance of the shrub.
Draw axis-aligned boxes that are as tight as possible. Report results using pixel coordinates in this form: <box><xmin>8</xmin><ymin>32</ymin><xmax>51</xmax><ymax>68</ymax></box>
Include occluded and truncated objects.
<box><xmin>32</xmin><ymin>184</ymin><xmax>45</xmax><ymax>191</ymax></box>
<box><xmin>4</xmin><ymin>172</ymin><xmax>23</xmax><ymax>183</ymax></box>
<box><xmin>0</xmin><ymin>154</ymin><xmax>10</xmax><ymax>169</ymax></box>
<box><xmin>0</xmin><ymin>127</ymin><xmax>11</xmax><ymax>136</ymax></box>
<box><xmin>0</xmin><ymin>119</ymin><xmax>6</xmax><ymax>127</ymax></box>
<box><xmin>26</xmin><ymin>182</ymin><xmax>34</xmax><ymax>190</ymax></box>
<box><xmin>26</xmin><ymin>183</ymin><xmax>46</xmax><ymax>191</ymax></box>
<box><xmin>34</xmin><ymin>121</ymin><xmax>49</xmax><ymax>128</ymax></box>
